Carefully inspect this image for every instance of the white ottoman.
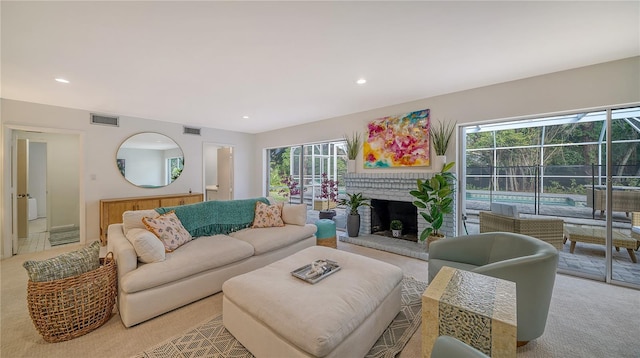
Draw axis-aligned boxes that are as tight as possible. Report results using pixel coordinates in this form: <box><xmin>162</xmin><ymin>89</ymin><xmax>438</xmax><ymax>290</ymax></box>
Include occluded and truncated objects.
<box><xmin>222</xmin><ymin>246</ymin><xmax>403</xmax><ymax>358</ymax></box>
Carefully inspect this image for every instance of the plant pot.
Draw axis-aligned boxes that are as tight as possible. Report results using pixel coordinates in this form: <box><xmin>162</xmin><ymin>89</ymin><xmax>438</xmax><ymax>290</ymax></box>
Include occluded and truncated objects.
<box><xmin>347</xmin><ymin>160</ymin><xmax>356</xmax><ymax>173</ymax></box>
<box><xmin>347</xmin><ymin>213</ymin><xmax>360</xmax><ymax>237</ymax></box>
<box><xmin>392</xmin><ymin>229</ymin><xmax>401</xmax><ymax>238</ymax></box>
<box><xmin>433</xmin><ymin>155</ymin><xmax>446</xmax><ymax>170</ymax></box>
<box><xmin>319</xmin><ymin>210</ymin><xmax>336</xmax><ymax>220</ymax></box>
<box><xmin>427</xmin><ymin>234</ymin><xmax>445</xmax><ymax>251</ymax></box>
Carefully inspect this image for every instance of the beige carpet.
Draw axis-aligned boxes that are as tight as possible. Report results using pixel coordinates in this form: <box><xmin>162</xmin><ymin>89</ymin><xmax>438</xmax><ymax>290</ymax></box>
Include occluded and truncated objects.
<box><xmin>1</xmin><ymin>241</ymin><xmax>639</xmax><ymax>358</ymax></box>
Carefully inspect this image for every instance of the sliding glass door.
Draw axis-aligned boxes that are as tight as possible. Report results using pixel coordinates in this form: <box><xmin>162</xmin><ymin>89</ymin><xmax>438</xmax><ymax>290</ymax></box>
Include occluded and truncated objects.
<box><xmin>460</xmin><ymin>105</ymin><xmax>640</xmax><ymax>288</ymax></box>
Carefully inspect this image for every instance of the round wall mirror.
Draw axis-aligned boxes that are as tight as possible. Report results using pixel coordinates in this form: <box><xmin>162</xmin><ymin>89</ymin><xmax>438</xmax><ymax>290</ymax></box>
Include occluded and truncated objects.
<box><xmin>116</xmin><ymin>132</ymin><xmax>184</xmax><ymax>188</ymax></box>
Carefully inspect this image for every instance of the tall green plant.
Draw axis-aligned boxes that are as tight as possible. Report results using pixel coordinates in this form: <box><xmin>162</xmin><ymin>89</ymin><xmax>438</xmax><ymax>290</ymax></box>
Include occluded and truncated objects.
<box><xmin>344</xmin><ymin>132</ymin><xmax>362</xmax><ymax>160</ymax></box>
<box><xmin>430</xmin><ymin>120</ymin><xmax>456</xmax><ymax>156</ymax></box>
<box><xmin>338</xmin><ymin>192</ymin><xmax>370</xmax><ymax>215</ymax></box>
<box><xmin>410</xmin><ymin>162</ymin><xmax>456</xmax><ymax>241</ymax></box>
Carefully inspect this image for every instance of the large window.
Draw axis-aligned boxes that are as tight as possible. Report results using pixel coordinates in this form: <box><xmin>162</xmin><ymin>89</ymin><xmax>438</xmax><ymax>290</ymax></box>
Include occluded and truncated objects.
<box><xmin>462</xmin><ymin>105</ymin><xmax>640</xmax><ymax>288</ymax></box>
<box><xmin>267</xmin><ymin>140</ymin><xmax>348</xmax><ymax>207</ymax></box>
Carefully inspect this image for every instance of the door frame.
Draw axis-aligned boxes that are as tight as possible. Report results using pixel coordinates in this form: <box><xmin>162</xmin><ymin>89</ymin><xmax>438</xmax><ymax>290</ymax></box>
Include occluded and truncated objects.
<box><xmin>2</xmin><ymin>124</ymin><xmax>85</xmax><ymax>258</ymax></box>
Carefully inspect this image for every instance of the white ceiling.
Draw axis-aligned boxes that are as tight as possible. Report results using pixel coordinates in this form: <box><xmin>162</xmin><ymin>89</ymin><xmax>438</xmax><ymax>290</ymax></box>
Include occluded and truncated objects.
<box><xmin>2</xmin><ymin>1</ymin><xmax>639</xmax><ymax>134</ymax></box>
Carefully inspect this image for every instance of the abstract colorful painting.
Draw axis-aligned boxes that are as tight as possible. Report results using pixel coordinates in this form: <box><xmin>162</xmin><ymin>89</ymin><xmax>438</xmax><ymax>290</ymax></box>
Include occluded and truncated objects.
<box><xmin>364</xmin><ymin>109</ymin><xmax>430</xmax><ymax>168</ymax></box>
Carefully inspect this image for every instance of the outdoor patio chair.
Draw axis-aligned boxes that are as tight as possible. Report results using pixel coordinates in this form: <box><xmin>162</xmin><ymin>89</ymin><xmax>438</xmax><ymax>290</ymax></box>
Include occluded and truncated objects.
<box><xmin>587</xmin><ymin>189</ymin><xmax>640</xmax><ymax>217</ymax></box>
<box><xmin>632</xmin><ymin>212</ymin><xmax>640</xmax><ymax>244</ymax></box>
<box><xmin>479</xmin><ymin>210</ymin><xmax>564</xmax><ymax>250</ymax></box>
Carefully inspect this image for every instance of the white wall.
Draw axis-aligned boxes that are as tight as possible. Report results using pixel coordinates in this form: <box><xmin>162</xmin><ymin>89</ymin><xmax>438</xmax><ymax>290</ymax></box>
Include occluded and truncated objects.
<box><xmin>203</xmin><ymin>143</ymin><xmax>219</xmax><ymax>186</ymax></box>
<box><xmin>253</xmin><ymin>57</ymin><xmax>640</xmax><ymax>195</ymax></box>
<box><xmin>1</xmin><ymin>100</ymin><xmax>256</xmax><ymax>257</ymax></box>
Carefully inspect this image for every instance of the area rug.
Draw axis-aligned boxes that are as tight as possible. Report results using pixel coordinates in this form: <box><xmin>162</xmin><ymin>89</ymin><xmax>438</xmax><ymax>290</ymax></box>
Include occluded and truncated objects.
<box><xmin>49</xmin><ymin>228</ymin><xmax>80</xmax><ymax>246</ymax></box>
<box><xmin>134</xmin><ymin>276</ymin><xmax>428</xmax><ymax>358</ymax></box>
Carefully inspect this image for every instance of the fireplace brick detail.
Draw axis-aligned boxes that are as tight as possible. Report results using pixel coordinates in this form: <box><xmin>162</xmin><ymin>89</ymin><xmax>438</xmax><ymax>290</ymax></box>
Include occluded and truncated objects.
<box><xmin>344</xmin><ymin>172</ymin><xmax>456</xmax><ymax>238</ymax></box>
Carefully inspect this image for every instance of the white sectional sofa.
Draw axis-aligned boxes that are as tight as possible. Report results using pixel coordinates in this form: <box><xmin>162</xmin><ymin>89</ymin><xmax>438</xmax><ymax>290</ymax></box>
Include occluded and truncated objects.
<box><xmin>107</xmin><ymin>198</ymin><xmax>317</xmax><ymax>327</ymax></box>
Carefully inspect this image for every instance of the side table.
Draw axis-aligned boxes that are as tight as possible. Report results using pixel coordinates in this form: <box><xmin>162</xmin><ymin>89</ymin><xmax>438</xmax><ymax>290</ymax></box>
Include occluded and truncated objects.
<box><xmin>422</xmin><ymin>266</ymin><xmax>517</xmax><ymax>358</ymax></box>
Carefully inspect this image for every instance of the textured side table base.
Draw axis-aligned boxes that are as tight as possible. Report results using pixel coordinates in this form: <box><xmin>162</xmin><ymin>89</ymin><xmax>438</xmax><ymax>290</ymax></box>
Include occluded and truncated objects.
<box><xmin>422</xmin><ymin>267</ymin><xmax>517</xmax><ymax>358</ymax></box>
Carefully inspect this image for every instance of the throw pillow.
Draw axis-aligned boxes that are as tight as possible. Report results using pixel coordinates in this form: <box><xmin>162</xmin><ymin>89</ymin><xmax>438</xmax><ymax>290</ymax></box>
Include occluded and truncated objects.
<box><xmin>252</xmin><ymin>201</ymin><xmax>285</xmax><ymax>228</ymax></box>
<box><xmin>125</xmin><ymin>228</ymin><xmax>166</xmax><ymax>263</ymax></box>
<box><xmin>282</xmin><ymin>204</ymin><xmax>307</xmax><ymax>226</ymax></box>
<box><xmin>123</xmin><ymin>209</ymin><xmax>159</xmax><ymax>235</ymax></box>
<box><xmin>143</xmin><ymin>211</ymin><xmax>192</xmax><ymax>252</ymax></box>
<box><xmin>23</xmin><ymin>241</ymin><xmax>101</xmax><ymax>282</ymax></box>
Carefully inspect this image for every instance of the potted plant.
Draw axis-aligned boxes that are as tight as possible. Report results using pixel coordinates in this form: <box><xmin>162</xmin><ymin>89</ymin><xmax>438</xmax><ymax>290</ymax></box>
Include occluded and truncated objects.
<box><xmin>430</xmin><ymin>120</ymin><xmax>456</xmax><ymax>170</ymax></box>
<box><xmin>344</xmin><ymin>132</ymin><xmax>362</xmax><ymax>173</ymax></box>
<box><xmin>278</xmin><ymin>175</ymin><xmax>301</xmax><ymax>204</ymax></box>
<box><xmin>390</xmin><ymin>220</ymin><xmax>403</xmax><ymax>238</ymax></box>
<box><xmin>317</xmin><ymin>173</ymin><xmax>339</xmax><ymax>219</ymax></box>
<box><xmin>338</xmin><ymin>192</ymin><xmax>370</xmax><ymax>237</ymax></box>
<box><xmin>410</xmin><ymin>162</ymin><xmax>455</xmax><ymax>248</ymax></box>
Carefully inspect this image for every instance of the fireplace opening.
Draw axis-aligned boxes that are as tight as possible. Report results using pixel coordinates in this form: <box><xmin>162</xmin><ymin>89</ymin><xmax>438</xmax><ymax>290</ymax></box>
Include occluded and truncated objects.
<box><xmin>370</xmin><ymin>199</ymin><xmax>418</xmax><ymax>242</ymax></box>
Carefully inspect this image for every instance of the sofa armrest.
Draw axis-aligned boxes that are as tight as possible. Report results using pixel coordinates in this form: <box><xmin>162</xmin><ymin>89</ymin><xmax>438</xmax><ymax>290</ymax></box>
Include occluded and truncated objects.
<box><xmin>107</xmin><ymin>224</ymin><xmax>138</xmax><ymax>279</ymax></box>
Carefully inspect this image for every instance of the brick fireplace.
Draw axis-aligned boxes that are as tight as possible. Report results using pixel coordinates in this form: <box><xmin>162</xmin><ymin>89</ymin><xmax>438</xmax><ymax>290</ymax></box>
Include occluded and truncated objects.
<box><xmin>344</xmin><ymin>172</ymin><xmax>456</xmax><ymax>238</ymax></box>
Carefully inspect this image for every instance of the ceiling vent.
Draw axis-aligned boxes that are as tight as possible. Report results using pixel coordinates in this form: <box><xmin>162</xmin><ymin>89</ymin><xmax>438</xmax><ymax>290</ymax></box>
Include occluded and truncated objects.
<box><xmin>90</xmin><ymin>113</ymin><xmax>119</xmax><ymax>127</ymax></box>
<box><xmin>183</xmin><ymin>126</ymin><xmax>201</xmax><ymax>135</ymax></box>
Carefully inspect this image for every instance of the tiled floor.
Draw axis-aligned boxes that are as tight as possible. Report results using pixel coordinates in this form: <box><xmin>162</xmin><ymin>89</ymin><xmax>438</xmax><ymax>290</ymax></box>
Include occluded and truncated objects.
<box><xmin>17</xmin><ymin>218</ymin><xmax>51</xmax><ymax>254</ymax></box>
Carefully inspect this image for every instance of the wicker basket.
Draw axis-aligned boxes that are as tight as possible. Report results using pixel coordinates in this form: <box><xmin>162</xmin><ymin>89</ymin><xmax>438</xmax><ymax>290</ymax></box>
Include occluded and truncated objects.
<box><xmin>26</xmin><ymin>252</ymin><xmax>117</xmax><ymax>343</ymax></box>
<box><xmin>317</xmin><ymin>236</ymin><xmax>337</xmax><ymax>249</ymax></box>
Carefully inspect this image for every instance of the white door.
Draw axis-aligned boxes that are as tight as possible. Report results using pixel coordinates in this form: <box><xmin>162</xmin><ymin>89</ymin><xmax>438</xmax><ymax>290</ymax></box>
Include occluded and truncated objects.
<box><xmin>217</xmin><ymin>147</ymin><xmax>234</xmax><ymax>200</ymax></box>
<box><xmin>17</xmin><ymin>138</ymin><xmax>29</xmax><ymax>240</ymax></box>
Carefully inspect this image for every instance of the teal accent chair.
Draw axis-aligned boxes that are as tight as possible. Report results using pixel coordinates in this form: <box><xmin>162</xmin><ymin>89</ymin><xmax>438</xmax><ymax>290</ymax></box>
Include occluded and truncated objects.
<box><xmin>431</xmin><ymin>336</ymin><xmax>489</xmax><ymax>358</ymax></box>
<box><xmin>428</xmin><ymin>232</ymin><xmax>559</xmax><ymax>345</ymax></box>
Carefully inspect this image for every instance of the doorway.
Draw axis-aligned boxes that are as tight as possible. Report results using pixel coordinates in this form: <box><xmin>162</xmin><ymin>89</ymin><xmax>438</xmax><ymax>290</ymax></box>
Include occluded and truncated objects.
<box><xmin>17</xmin><ymin>139</ymin><xmax>49</xmax><ymax>254</ymax></box>
<box><xmin>7</xmin><ymin>128</ymin><xmax>83</xmax><ymax>255</ymax></box>
<box><xmin>203</xmin><ymin>143</ymin><xmax>234</xmax><ymax>201</ymax></box>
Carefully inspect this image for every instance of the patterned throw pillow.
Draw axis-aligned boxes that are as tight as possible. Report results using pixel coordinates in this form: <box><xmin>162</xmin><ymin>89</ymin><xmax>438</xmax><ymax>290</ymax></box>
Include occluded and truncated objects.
<box><xmin>143</xmin><ymin>211</ymin><xmax>192</xmax><ymax>252</ymax></box>
<box><xmin>252</xmin><ymin>201</ymin><xmax>285</xmax><ymax>228</ymax></box>
<box><xmin>23</xmin><ymin>241</ymin><xmax>101</xmax><ymax>282</ymax></box>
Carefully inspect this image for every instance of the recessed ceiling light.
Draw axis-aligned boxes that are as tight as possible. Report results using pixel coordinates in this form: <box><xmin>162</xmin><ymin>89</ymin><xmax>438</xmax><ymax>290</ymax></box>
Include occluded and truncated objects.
<box><xmin>242</xmin><ymin>115</ymin><xmax>250</xmax><ymax>119</ymax></box>
<box><xmin>356</xmin><ymin>78</ymin><xmax>367</xmax><ymax>85</ymax></box>
<box><xmin>55</xmin><ymin>78</ymin><xmax>70</xmax><ymax>84</ymax></box>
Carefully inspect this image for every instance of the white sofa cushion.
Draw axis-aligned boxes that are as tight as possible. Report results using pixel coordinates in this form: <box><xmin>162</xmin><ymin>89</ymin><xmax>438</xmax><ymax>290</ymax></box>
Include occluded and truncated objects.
<box><xmin>230</xmin><ymin>224</ymin><xmax>317</xmax><ymax>255</ymax></box>
<box><xmin>490</xmin><ymin>202</ymin><xmax>519</xmax><ymax>218</ymax></box>
<box><xmin>125</xmin><ymin>228</ymin><xmax>166</xmax><ymax>263</ymax></box>
<box><xmin>120</xmin><ymin>235</ymin><xmax>254</xmax><ymax>294</ymax></box>
<box><xmin>632</xmin><ymin>226</ymin><xmax>640</xmax><ymax>235</ymax></box>
<box><xmin>123</xmin><ymin>209</ymin><xmax>159</xmax><ymax>235</ymax></box>
<box><xmin>282</xmin><ymin>204</ymin><xmax>307</xmax><ymax>226</ymax></box>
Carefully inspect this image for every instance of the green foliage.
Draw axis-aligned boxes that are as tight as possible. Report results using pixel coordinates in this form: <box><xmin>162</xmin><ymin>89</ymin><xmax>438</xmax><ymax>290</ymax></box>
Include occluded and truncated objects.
<box><xmin>465</xmin><ymin>113</ymin><xmax>640</xmax><ymax>187</ymax></box>
<box><xmin>410</xmin><ymin>162</ymin><xmax>455</xmax><ymax>241</ymax></box>
<box><xmin>430</xmin><ymin>120</ymin><xmax>456</xmax><ymax>155</ymax></box>
<box><xmin>344</xmin><ymin>132</ymin><xmax>362</xmax><ymax>160</ymax></box>
<box><xmin>390</xmin><ymin>220</ymin><xmax>403</xmax><ymax>230</ymax></box>
<box><xmin>338</xmin><ymin>192</ymin><xmax>371</xmax><ymax>215</ymax></box>
<box><xmin>545</xmin><ymin>179</ymin><xmax>586</xmax><ymax>195</ymax></box>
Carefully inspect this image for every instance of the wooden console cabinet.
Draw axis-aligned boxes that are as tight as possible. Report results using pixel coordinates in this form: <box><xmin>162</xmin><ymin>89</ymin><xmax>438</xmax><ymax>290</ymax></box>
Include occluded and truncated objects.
<box><xmin>99</xmin><ymin>193</ymin><xmax>203</xmax><ymax>244</ymax></box>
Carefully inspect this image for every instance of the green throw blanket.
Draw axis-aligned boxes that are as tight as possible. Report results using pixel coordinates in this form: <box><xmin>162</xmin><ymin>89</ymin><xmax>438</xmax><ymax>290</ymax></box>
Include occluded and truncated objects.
<box><xmin>155</xmin><ymin>197</ymin><xmax>269</xmax><ymax>238</ymax></box>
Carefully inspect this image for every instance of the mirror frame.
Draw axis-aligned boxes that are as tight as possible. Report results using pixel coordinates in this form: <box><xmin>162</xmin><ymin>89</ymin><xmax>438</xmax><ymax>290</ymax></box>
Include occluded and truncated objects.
<box><xmin>116</xmin><ymin>132</ymin><xmax>184</xmax><ymax>188</ymax></box>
